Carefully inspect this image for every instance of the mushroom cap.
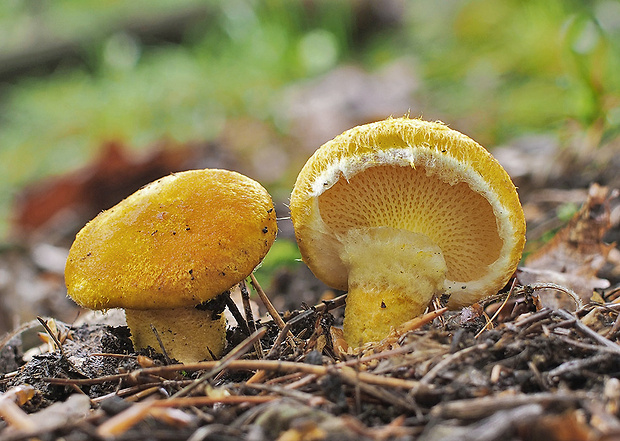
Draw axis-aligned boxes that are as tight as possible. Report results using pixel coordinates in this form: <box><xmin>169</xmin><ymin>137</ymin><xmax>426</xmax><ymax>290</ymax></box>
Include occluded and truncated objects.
<box><xmin>290</xmin><ymin>117</ymin><xmax>526</xmax><ymax>307</ymax></box>
<box><xmin>65</xmin><ymin>169</ymin><xmax>277</xmax><ymax>310</ymax></box>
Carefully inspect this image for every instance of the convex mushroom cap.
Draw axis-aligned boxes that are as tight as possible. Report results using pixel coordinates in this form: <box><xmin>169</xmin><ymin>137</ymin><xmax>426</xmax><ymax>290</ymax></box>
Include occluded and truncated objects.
<box><xmin>65</xmin><ymin>169</ymin><xmax>277</xmax><ymax>363</ymax></box>
<box><xmin>290</xmin><ymin>117</ymin><xmax>526</xmax><ymax>346</ymax></box>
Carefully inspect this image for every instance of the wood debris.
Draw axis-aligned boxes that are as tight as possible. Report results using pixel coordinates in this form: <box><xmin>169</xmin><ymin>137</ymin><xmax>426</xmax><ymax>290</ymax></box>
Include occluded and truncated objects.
<box><xmin>2</xmin><ymin>287</ymin><xmax>620</xmax><ymax>440</ymax></box>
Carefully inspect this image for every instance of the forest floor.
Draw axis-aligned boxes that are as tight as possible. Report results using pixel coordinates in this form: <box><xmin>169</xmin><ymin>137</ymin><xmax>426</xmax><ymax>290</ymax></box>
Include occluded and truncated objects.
<box><xmin>1</xmin><ymin>134</ymin><xmax>620</xmax><ymax>441</ymax></box>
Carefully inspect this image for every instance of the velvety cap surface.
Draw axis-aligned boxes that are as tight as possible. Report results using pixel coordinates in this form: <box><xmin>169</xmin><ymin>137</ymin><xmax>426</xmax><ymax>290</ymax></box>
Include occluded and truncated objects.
<box><xmin>65</xmin><ymin>169</ymin><xmax>277</xmax><ymax>309</ymax></box>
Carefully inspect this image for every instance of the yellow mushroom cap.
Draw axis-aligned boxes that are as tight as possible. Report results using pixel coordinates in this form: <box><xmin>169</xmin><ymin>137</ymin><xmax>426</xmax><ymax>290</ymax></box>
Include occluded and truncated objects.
<box><xmin>290</xmin><ymin>117</ymin><xmax>526</xmax><ymax>310</ymax></box>
<box><xmin>65</xmin><ymin>169</ymin><xmax>277</xmax><ymax>310</ymax></box>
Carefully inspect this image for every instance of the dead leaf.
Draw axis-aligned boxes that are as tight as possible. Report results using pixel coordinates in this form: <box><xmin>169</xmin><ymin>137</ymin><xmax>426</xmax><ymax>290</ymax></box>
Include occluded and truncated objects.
<box><xmin>276</xmin><ymin>420</ymin><xmax>327</xmax><ymax>441</ymax></box>
<box><xmin>522</xmin><ymin>183</ymin><xmax>618</xmax><ymax>309</ymax></box>
<box><xmin>11</xmin><ymin>140</ymin><xmax>238</xmax><ymax>242</ymax></box>
<box><xmin>522</xmin><ymin>409</ymin><xmax>593</xmax><ymax>441</ymax></box>
<box><xmin>1</xmin><ymin>393</ymin><xmax>92</xmax><ymax>438</ymax></box>
<box><xmin>0</xmin><ymin>384</ymin><xmax>36</xmax><ymax>431</ymax></box>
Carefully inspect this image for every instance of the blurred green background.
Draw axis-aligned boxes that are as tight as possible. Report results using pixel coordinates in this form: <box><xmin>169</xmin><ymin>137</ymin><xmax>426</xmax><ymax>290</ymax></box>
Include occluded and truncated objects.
<box><xmin>1</xmin><ymin>0</ymin><xmax>619</xmax><ymax>243</ymax></box>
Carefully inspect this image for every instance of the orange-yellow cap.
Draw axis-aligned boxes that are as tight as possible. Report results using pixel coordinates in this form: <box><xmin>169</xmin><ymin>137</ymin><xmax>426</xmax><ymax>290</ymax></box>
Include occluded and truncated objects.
<box><xmin>66</xmin><ymin>169</ymin><xmax>277</xmax><ymax>310</ymax></box>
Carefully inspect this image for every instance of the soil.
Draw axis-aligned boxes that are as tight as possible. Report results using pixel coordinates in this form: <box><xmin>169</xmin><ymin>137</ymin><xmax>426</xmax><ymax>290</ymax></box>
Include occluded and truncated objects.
<box><xmin>2</xmin><ymin>272</ymin><xmax>620</xmax><ymax>440</ymax></box>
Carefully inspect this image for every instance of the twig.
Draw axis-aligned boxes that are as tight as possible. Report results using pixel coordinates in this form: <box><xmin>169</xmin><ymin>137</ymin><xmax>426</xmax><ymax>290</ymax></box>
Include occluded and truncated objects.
<box><xmin>240</xmin><ymin>281</ymin><xmax>264</xmax><ymax>358</ymax></box>
<box><xmin>335</xmin><ymin>365</ymin><xmax>419</xmax><ymax>412</ymax></box>
<box><xmin>606</xmin><ymin>307</ymin><xmax>620</xmax><ymax>340</ymax></box>
<box><xmin>244</xmin><ymin>383</ymin><xmax>327</xmax><ymax>406</ymax></box>
<box><xmin>260</xmin><ymin>293</ymin><xmax>349</xmax><ymax>359</ymax></box>
<box><xmin>283</xmin><ymin>374</ymin><xmax>318</xmax><ymax>390</ymax></box>
<box><xmin>551</xmin><ymin>333</ymin><xmax>620</xmax><ymax>354</ymax></box>
<box><xmin>43</xmin><ymin>373</ymin><xmax>127</xmax><ymax>386</ymax></box>
<box><xmin>222</xmin><ymin>290</ymin><xmax>251</xmax><ymax>336</ymax></box>
<box><xmin>172</xmin><ymin>327</ymin><xmax>267</xmax><ymax>398</ymax></box>
<box><xmin>512</xmin><ymin>308</ymin><xmax>553</xmax><ymax>328</ymax></box>
<box><xmin>431</xmin><ymin>404</ymin><xmax>544</xmax><ymax>441</ymax></box>
<box><xmin>268</xmin><ymin>293</ymin><xmax>347</xmax><ymax>327</ymax></box>
<box><xmin>44</xmin><ymin>358</ymin><xmax>421</xmax><ymax>390</ymax></box>
<box><xmin>368</xmin><ymin>307</ymin><xmax>448</xmax><ymax>352</ymax></box>
<box><xmin>395</xmin><ymin>307</ymin><xmax>448</xmax><ymax>335</ymax></box>
<box><xmin>265</xmin><ymin>372</ymin><xmax>305</xmax><ymax>385</ymax></box>
<box><xmin>249</xmin><ymin>273</ymin><xmax>296</xmax><ymax>348</ymax></box>
<box><xmin>475</xmin><ymin>279</ymin><xmax>517</xmax><ymax>338</ymax></box>
<box><xmin>125</xmin><ymin>386</ymin><xmax>162</xmax><ymax>402</ymax></box>
<box><xmin>149</xmin><ymin>324</ymin><xmax>172</xmax><ymax>365</ymax></box>
<box><xmin>431</xmin><ymin>297</ymin><xmax>446</xmax><ymax>327</ymax></box>
<box><xmin>155</xmin><ymin>395</ymin><xmax>276</xmax><ymax>407</ymax></box>
<box><xmin>312</xmin><ymin>293</ymin><xmax>348</xmax><ymax>314</ymax></box>
<box><xmin>96</xmin><ymin>399</ymin><xmax>159</xmax><ymax>438</ymax></box>
<box><xmin>368</xmin><ymin>347</ymin><xmax>447</xmax><ymax>376</ymax></box>
<box><xmin>92</xmin><ymin>381</ymin><xmax>193</xmax><ymax>403</ymax></box>
<box><xmin>431</xmin><ymin>391</ymin><xmax>593</xmax><ymax>419</ymax></box>
<box><xmin>556</xmin><ymin>309</ymin><xmax>620</xmax><ymax>354</ymax></box>
<box><xmin>96</xmin><ymin>394</ymin><xmax>274</xmax><ymax>438</ymax></box>
<box><xmin>529</xmin><ymin>283</ymin><xmax>584</xmax><ymax>310</ymax></box>
<box><xmin>36</xmin><ymin>317</ymin><xmax>66</xmax><ymax>357</ymax></box>
<box><xmin>249</xmin><ymin>274</ymin><xmax>285</xmax><ymax>331</ymax></box>
<box><xmin>419</xmin><ymin>343</ymin><xmax>489</xmax><ymax>385</ymax></box>
<box><xmin>266</xmin><ymin>320</ymin><xmax>294</xmax><ymax>359</ymax></box>
<box><xmin>343</xmin><ymin>341</ymin><xmax>437</xmax><ymax>368</ymax></box>
<box><xmin>546</xmin><ymin>353</ymin><xmax>612</xmax><ymax>379</ymax></box>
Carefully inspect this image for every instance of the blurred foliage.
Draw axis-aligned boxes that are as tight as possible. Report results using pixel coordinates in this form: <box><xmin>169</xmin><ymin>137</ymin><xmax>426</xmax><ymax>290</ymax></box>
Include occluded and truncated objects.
<box><xmin>556</xmin><ymin>202</ymin><xmax>580</xmax><ymax>223</ymax></box>
<box><xmin>0</xmin><ymin>0</ymin><xmax>619</xmax><ymax>249</ymax></box>
<box><xmin>0</xmin><ymin>0</ymin><xmax>353</xmax><ymax>236</ymax></box>
<box><xmin>534</xmin><ymin>202</ymin><xmax>581</xmax><ymax>249</ymax></box>
<box><xmin>406</xmin><ymin>0</ymin><xmax>620</xmax><ymax>144</ymax></box>
<box><xmin>0</xmin><ymin>0</ymin><xmax>202</xmax><ymax>53</ymax></box>
<box><xmin>253</xmin><ymin>239</ymin><xmax>302</xmax><ymax>288</ymax></box>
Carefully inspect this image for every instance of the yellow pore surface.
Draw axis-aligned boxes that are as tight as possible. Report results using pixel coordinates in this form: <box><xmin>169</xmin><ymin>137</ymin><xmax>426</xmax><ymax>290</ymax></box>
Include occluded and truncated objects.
<box><xmin>322</xmin><ymin>165</ymin><xmax>503</xmax><ymax>282</ymax></box>
<box><xmin>290</xmin><ymin>117</ymin><xmax>526</xmax><ymax>308</ymax></box>
<box><xmin>65</xmin><ymin>169</ymin><xmax>277</xmax><ymax>310</ymax></box>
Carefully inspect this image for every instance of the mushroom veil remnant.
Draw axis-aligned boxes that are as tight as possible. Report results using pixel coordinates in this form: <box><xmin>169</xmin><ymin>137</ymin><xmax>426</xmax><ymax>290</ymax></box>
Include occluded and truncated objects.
<box><xmin>65</xmin><ymin>169</ymin><xmax>277</xmax><ymax>363</ymax></box>
<box><xmin>290</xmin><ymin>117</ymin><xmax>526</xmax><ymax>347</ymax></box>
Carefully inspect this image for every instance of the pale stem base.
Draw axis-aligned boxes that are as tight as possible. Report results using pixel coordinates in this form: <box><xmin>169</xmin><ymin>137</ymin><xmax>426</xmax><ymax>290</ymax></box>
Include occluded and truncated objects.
<box><xmin>340</xmin><ymin>227</ymin><xmax>447</xmax><ymax>347</ymax></box>
<box><xmin>125</xmin><ymin>307</ymin><xmax>226</xmax><ymax>363</ymax></box>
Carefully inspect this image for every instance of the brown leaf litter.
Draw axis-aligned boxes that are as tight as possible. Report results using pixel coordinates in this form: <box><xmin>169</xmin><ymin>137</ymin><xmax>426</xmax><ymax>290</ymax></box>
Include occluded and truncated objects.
<box><xmin>522</xmin><ymin>183</ymin><xmax>619</xmax><ymax>309</ymax></box>
<box><xmin>2</xmin><ymin>270</ymin><xmax>620</xmax><ymax>441</ymax></box>
<box><xmin>2</xmin><ymin>149</ymin><xmax>620</xmax><ymax>440</ymax></box>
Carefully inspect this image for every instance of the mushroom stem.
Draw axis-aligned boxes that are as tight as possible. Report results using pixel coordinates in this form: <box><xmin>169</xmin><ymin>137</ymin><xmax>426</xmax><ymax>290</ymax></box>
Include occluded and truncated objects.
<box><xmin>340</xmin><ymin>227</ymin><xmax>448</xmax><ymax>347</ymax></box>
<box><xmin>125</xmin><ymin>307</ymin><xmax>226</xmax><ymax>363</ymax></box>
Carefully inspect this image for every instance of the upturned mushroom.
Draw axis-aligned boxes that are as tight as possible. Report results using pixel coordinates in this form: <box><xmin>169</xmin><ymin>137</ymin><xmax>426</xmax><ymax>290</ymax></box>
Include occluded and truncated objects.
<box><xmin>290</xmin><ymin>117</ymin><xmax>526</xmax><ymax>347</ymax></box>
<box><xmin>65</xmin><ymin>169</ymin><xmax>277</xmax><ymax>363</ymax></box>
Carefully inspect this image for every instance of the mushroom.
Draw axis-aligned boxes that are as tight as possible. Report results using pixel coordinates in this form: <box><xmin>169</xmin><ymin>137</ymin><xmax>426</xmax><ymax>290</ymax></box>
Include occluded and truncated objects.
<box><xmin>290</xmin><ymin>117</ymin><xmax>526</xmax><ymax>347</ymax></box>
<box><xmin>65</xmin><ymin>169</ymin><xmax>277</xmax><ymax>363</ymax></box>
